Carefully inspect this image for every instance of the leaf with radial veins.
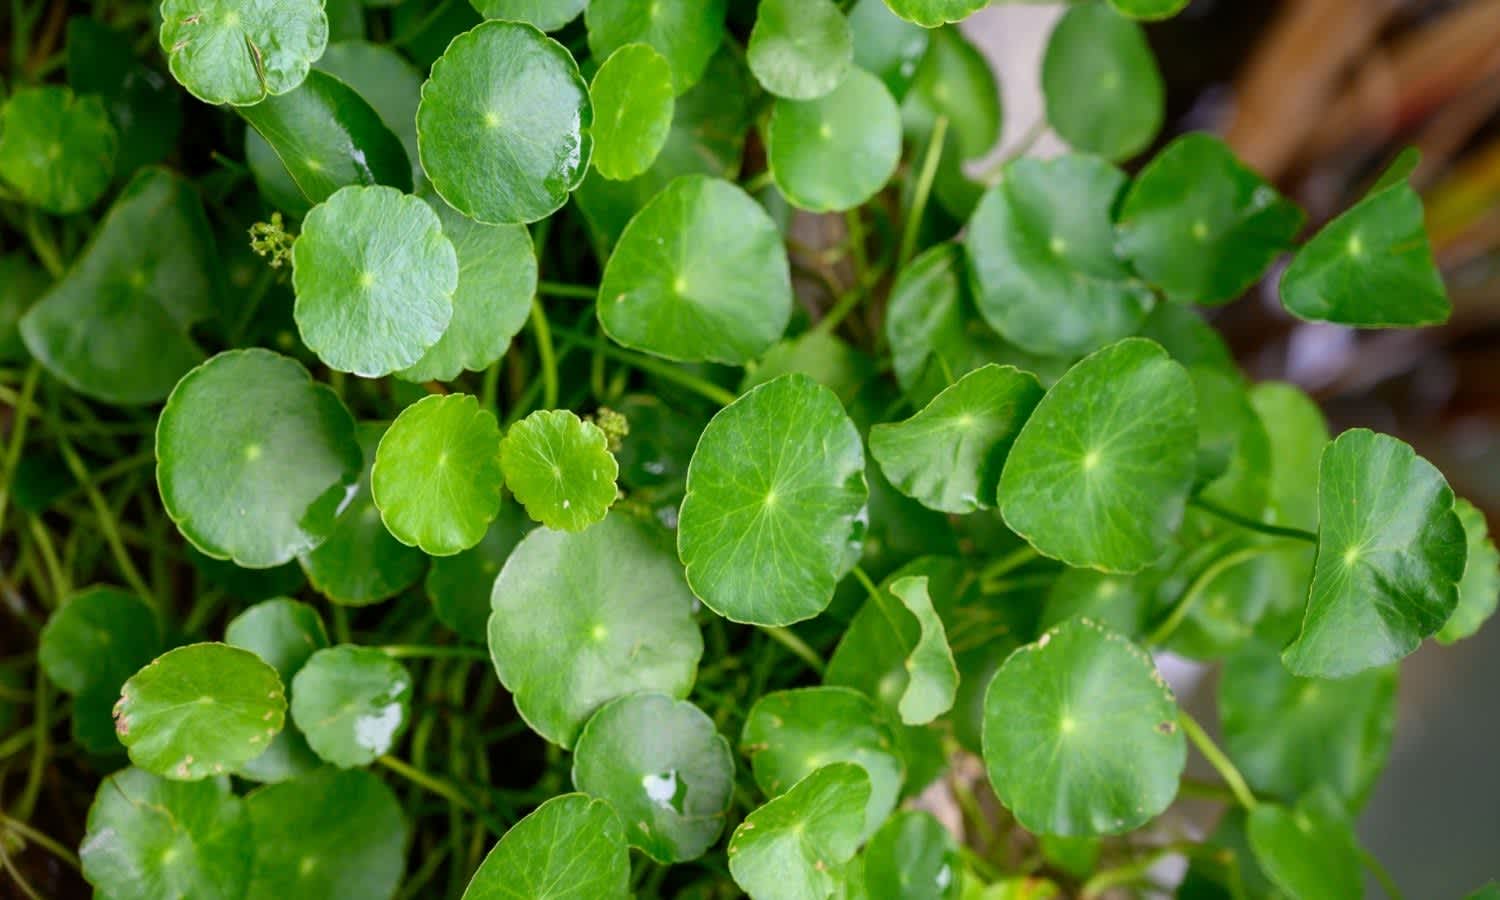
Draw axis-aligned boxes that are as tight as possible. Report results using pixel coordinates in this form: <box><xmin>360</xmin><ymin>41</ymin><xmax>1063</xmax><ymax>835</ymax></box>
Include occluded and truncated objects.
<box><xmin>598</xmin><ymin>175</ymin><xmax>792</xmax><ymax>364</ymax></box>
<box><xmin>1284</xmin><ymin>429</ymin><xmax>1466</xmax><ymax>677</ymax></box>
<box><xmin>1281</xmin><ymin>149</ymin><xmax>1450</xmax><ymax>326</ymax></box>
<box><xmin>157</xmin><ymin>349</ymin><xmax>362</xmax><ymax>569</ymax></box>
<box><xmin>890</xmin><ymin>576</ymin><xmax>958</xmax><ymax>726</ymax></box>
<box><xmin>372</xmin><ymin>394</ymin><xmax>504</xmax><ymax>556</ymax></box>
<box><xmin>291</xmin><ymin>645</ymin><xmax>412</xmax><ymax>767</ymax></box>
<box><xmin>292</xmin><ymin>185</ymin><xmax>456</xmax><ymax>377</ymax></box>
<box><xmin>964</xmin><ymin>154</ymin><xmax>1153</xmax><ymax>356</ymax></box>
<box><xmin>572</xmin><ymin>693</ymin><xmax>734</xmax><ymax>862</ymax></box>
<box><xmin>590</xmin><ymin>44</ymin><xmax>675</xmax><ymax>181</ymax></box>
<box><xmin>315</xmin><ymin>40</ymin><xmax>425</xmax><ymax>181</ymax></box>
<box><xmin>1116</xmin><ymin>133</ymin><xmax>1304</xmax><ymax>304</ymax></box>
<box><xmin>678</xmin><ymin>374</ymin><xmax>868</xmax><ymax>626</ymax></box>
<box><xmin>998</xmin><ymin>338</ymin><xmax>1197</xmax><ymax>572</ymax></box>
<box><xmin>115</xmin><ymin>643</ymin><xmax>286</xmax><ymax>780</ymax></box>
<box><xmin>1041</xmin><ymin>4</ymin><xmax>1161</xmax><ymax>161</ymax></box>
<box><xmin>426</xmin><ymin>506</ymin><xmax>530</xmax><ymax>640</ymax></box>
<box><xmin>863</xmin><ymin>810</ymin><xmax>962</xmax><ymax>900</ymax></box>
<box><xmin>418</xmin><ymin>21</ymin><xmax>592</xmax><ymax>224</ymax></box>
<box><xmin>768</xmin><ymin>67</ymin><xmax>902</xmax><ymax>213</ymax></box>
<box><xmin>0</xmin><ymin>86</ymin><xmax>114</xmax><ymax>214</ymax></box>
<box><xmin>1247</xmin><ymin>787</ymin><xmax>1363</xmax><ymax>900</ymax></box>
<box><xmin>1438</xmin><ymin>499</ymin><xmax>1500</xmax><ymax>643</ymax></box>
<box><xmin>747</xmin><ymin>0</ymin><xmax>852</xmax><ymax>101</ymax></box>
<box><xmin>982</xmin><ymin>618</ymin><xmax>1185</xmax><ymax>836</ymax></box>
<box><xmin>727</xmin><ymin>763</ymin><xmax>871</xmax><ymax>900</ymax></box>
<box><xmin>586</xmin><ymin>0</ymin><xmax>726</xmax><ymax>94</ymax></box>
<box><xmin>500</xmin><ymin>409</ymin><xmax>619</xmax><ymax>531</ymax></box>
<box><xmin>488</xmin><ymin>514</ymin><xmax>703</xmax><ymax>747</ymax></box>
<box><xmin>463</xmin><ymin>794</ymin><xmax>630</xmax><ymax>899</ymax></box>
<box><xmin>470</xmin><ymin>0</ymin><xmax>585</xmax><ymax>31</ymax></box>
<box><xmin>882</xmin><ymin>0</ymin><xmax>985</xmax><ymax>28</ymax></box>
<box><xmin>159</xmin><ymin>0</ymin><xmax>328</xmax><ymax>105</ymax></box>
<box><xmin>39</xmin><ymin>587</ymin><xmax>161</xmax><ymax>696</ymax></box>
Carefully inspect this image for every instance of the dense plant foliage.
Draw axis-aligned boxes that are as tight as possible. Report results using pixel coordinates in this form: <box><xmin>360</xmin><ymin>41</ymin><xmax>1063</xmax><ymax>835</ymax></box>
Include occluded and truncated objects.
<box><xmin>2</xmin><ymin>0</ymin><xmax>1497</xmax><ymax>897</ymax></box>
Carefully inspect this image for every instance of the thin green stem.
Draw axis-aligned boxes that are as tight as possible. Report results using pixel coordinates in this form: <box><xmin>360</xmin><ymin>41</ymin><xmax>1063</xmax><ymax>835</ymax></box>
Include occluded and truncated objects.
<box><xmin>1081</xmin><ymin>844</ymin><xmax>1191</xmax><ymax>899</ymax></box>
<box><xmin>0</xmin><ymin>363</ymin><xmax>41</xmax><ymax>532</ymax></box>
<box><xmin>898</xmin><ymin>115</ymin><xmax>949</xmax><ymax>268</ymax></box>
<box><xmin>979</xmin><ymin>544</ymin><xmax>1039</xmax><ymax>582</ymax></box>
<box><xmin>1359</xmin><ymin>847</ymin><xmax>1405</xmax><ymax>900</ymax></box>
<box><xmin>1189</xmin><ymin>496</ymin><xmax>1317</xmax><ymax>543</ymax></box>
<box><xmin>24</xmin><ymin>211</ymin><xmax>65</xmax><ymax>277</ymax></box>
<box><xmin>537</xmin><ymin>281</ymin><xmax>597</xmax><ymax>300</ymax></box>
<box><xmin>742</xmin><ymin>170</ymin><xmax>773</xmax><ymax>194</ymax></box>
<box><xmin>15</xmin><ymin>676</ymin><xmax>48</xmax><ymax>821</ymax></box>
<box><xmin>528</xmin><ymin>298</ymin><xmax>559</xmax><ymax>409</ymax></box>
<box><xmin>844</xmin><ymin>209</ymin><xmax>869</xmax><ymax>281</ymax></box>
<box><xmin>758</xmin><ymin>626</ymin><xmax>825</xmax><ymax>676</ymax></box>
<box><xmin>55</xmin><ymin>431</ymin><xmax>156</xmax><ymax>608</ymax></box>
<box><xmin>379</xmin><ymin>644</ymin><xmax>488</xmax><ymax>661</ymax></box>
<box><xmin>2</xmin><ymin>814</ymin><xmax>80</xmax><ymax>871</ymax></box>
<box><xmin>27</xmin><ymin>518</ymin><xmax>69</xmax><ymax>602</ymax></box>
<box><xmin>1145</xmin><ymin>543</ymin><xmax>1283</xmax><ymax>646</ymax></box>
<box><xmin>1179</xmin><ymin>710</ymin><xmax>1257</xmax><ymax>810</ymax></box>
<box><xmin>377</xmin><ymin>755</ymin><xmax>476</xmax><ymax>812</ymax></box>
<box><xmin>549</xmin><ymin>325</ymin><xmax>737</xmax><ymax>407</ymax></box>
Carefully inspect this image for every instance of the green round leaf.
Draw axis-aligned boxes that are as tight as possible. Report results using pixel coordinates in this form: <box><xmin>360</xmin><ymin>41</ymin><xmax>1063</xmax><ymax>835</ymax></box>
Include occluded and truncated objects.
<box><xmin>679</xmin><ymin>374</ymin><xmax>868</xmax><ymax>625</ymax></box>
<box><xmin>157</xmin><ymin>349</ymin><xmax>362</xmax><ymax>568</ymax></box>
<box><xmin>290</xmin><ymin>645</ymin><xmax>412</xmax><ymax>767</ymax></box>
<box><xmin>246</xmin><ymin>126</ymin><xmax>312</xmax><ymax>216</ymax></box>
<box><xmin>488</xmin><ymin>514</ymin><xmax>703</xmax><ymax>747</ymax></box>
<box><xmin>871</xmin><ymin>364</ymin><xmax>1043</xmax><ymax>515</ymax></box>
<box><xmin>246</xmin><ymin>768</ymin><xmax>410</xmax><ymax>900</ymax></box>
<box><xmin>1247</xmin><ymin>788</ymin><xmax>1363</xmax><ymax>900</ymax></box>
<box><xmin>768</xmin><ymin>67</ymin><xmax>901</xmax><ymax>212</ymax></box>
<box><xmin>727</xmin><ymin>763</ymin><xmax>871</xmax><ymax>900</ymax></box>
<box><xmin>741</xmin><ymin>687</ymin><xmax>904</xmax><ymax>840</ymax></box>
<box><xmin>590</xmin><ymin>44</ymin><xmax>676</xmax><ymax>181</ymax></box>
<box><xmin>372</xmin><ymin>393</ymin><xmax>505</xmax><ymax>556</ymax></box>
<box><xmin>0</xmin><ymin>86</ymin><xmax>115</xmax><ymax>214</ymax></box>
<box><xmin>998</xmin><ymin>338</ymin><xmax>1196</xmax><ymax>573</ymax></box>
<box><xmin>500</xmin><ymin>409</ymin><xmax>619</xmax><ymax>531</ymax></box>
<box><xmin>1190</xmin><ymin>367</ymin><xmax>1271</xmax><ymax>513</ymax></box>
<box><xmin>585</xmin><ymin>0</ymin><xmax>726</xmax><ymax>94</ymax></box>
<box><xmin>159</xmin><ymin>0</ymin><xmax>328</xmax><ymax>105</ymax></box>
<box><xmin>982</xmin><ymin>618</ymin><xmax>1185</xmax><ymax>836</ymax></box>
<box><xmin>1283</xmin><ymin>429</ymin><xmax>1466</xmax><ymax>677</ymax></box>
<box><xmin>291</xmin><ymin>185</ymin><xmax>457</xmax><ymax>377</ymax></box>
<box><xmin>1139</xmin><ymin>301</ymin><xmax>1238</xmax><ymax>378</ymax></box>
<box><xmin>469</xmin><ymin>0</ymin><xmax>585</xmax><ymax>31</ymax></box>
<box><xmin>462</xmin><ymin>794</ymin><xmax>630</xmax><ymax>900</ymax></box>
<box><xmin>115</xmin><ymin>643</ymin><xmax>287</xmax><ymax>779</ymax></box>
<box><xmin>40</xmin><ymin>586</ymin><xmax>161</xmax><ymax>696</ymax></box>
<box><xmin>863</xmin><ymin>810</ymin><xmax>961</xmax><ymax>900</ymax></box>
<box><xmin>81</xmin><ymin>768</ymin><xmax>251</xmax><ymax>900</ymax></box>
<box><xmin>1115</xmin><ymin>133</ymin><xmax>1304</xmax><ymax>304</ymax></box>
<box><xmin>223</xmin><ymin>596</ymin><xmax>329</xmax><ymax>782</ymax></box>
<box><xmin>426</xmin><ymin>505</ymin><xmax>530</xmax><ymax>639</ymax></box>
<box><xmin>316</xmin><ymin>40</ymin><xmax>425</xmax><ymax>181</ymax></box>
<box><xmin>849</xmin><ymin>0</ymin><xmax>928</xmax><ymax>100</ymax></box>
<box><xmin>1108</xmin><ymin>0</ymin><xmax>1188</xmax><ymax>19</ymax></box>
<box><xmin>418</xmin><ymin>20</ymin><xmax>593</xmax><ymax>224</ymax></box>
<box><xmin>235</xmin><ymin>726</ymin><xmax>323</xmax><ymax>784</ymax></box>
<box><xmin>598</xmin><ymin>175</ymin><xmax>792</xmax><ymax>363</ymax></box>
<box><xmin>572</xmin><ymin>693</ymin><xmax>734</xmax><ymax>862</ymax></box>
<box><xmin>901</xmin><ymin>26</ymin><xmax>1000</xmax><ymax>220</ymax></box>
<box><xmin>964</xmin><ymin>154</ymin><xmax>1154</xmax><ymax>356</ymax></box>
<box><xmin>1041</xmin><ymin>4</ymin><xmax>1162</xmax><ymax>161</ymax></box>
<box><xmin>890</xmin><ymin>575</ymin><xmax>958</xmax><ymax>726</ymax></box>
<box><xmin>882</xmin><ymin>0</ymin><xmax>985</xmax><ymax>28</ymax></box>
<box><xmin>1249</xmin><ymin>381</ymin><xmax>1329</xmax><ymax>532</ymax></box>
<box><xmin>1041</xmin><ymin>568</ymin><xmax>1148</xmax><ymax>638</ymax></box>
<box><xmin>1438</xmin><ymin>499</ymin><xmax>1500</xmax><ymax>643</ymax></box>
<box><xmin>748</xmin><ymin>0</ymin><xmax>853</xmax><ymax>101</ymax></box>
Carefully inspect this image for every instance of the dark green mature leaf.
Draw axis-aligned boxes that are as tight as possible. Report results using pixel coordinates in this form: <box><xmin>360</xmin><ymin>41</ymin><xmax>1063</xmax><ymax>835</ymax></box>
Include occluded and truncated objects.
<box><xmin>965</xmin><ymin>154</ymin><xmax>1154</xmax><ymax>356</ymax></box>
<box><xmin>426</xmin><ymin>506</ymin><xmax>530</xmax><ymax>640</ymax></box>
<box><xmin>586</xmin><ymin>0</ymin><xmax>726</xmax><ymax>94</ymax></box>
<box><xmin>748</xmin><ymin>0</ymin><xmax>853</xmax><ymax>101</ymax></box>
<box><xmin>1108</xmin><ymin>0</ymin><xmax>1188</xmax><ymax>19</ymax></box>
<box><xmin>1284</xmin><ymin>429</ymin><xmax>1466</xmax><ymax>677</ymax></box>
<box><xmin>157</xmin><ymin>349</ymin><xmax>362</xmax><ymax>568</ymax></box>
<box><xmin>1438</xmin><ymin>499</ymin><xmax>1500</xmax><ymax>643</ymax></box>
<box><xmin>0</xmin><ymin>254</ymin><xmax>46</xmax><ymax>362</ymax></box>
<box><xmin>862</xmin><ymin>810</ymin><xmax>961</xmax><ymax>900</ymax></box>
<box><xmin>1041</xmin><ymin>4</ymin><xmax>1161</xmax><ymax>161</ymax></box>
<box><xmin>597</xmin><ymin>175</ymin><xmax>791</xmax><ymax>364</ymax></box>
<box><xmin>462</xmin><ymin>794</ymin><xmax>630</xmax><ymax>899</ymax></box>
<box><xmin>1116</xmin><ymin>133</ymin><xmax>1304</xmax><ymax>304</ymax></box>
<box><xmin>998</xmin><ymin>338</ymin><xmax>1197</xmax><ymax>572</ymax></box>
<box><xmin>1249</xmin><ymin>381</ymin><xmax>1328</xmax><ymax>531</ymax></box>
<box><xmin>81</xmin><ymin>768</ymin><xmax>251</xmax><ymax>900</ymax></box>
<box><xmin>1247</xmin><ymin>787</ymin><xmax>1363</xmax><ymax>900</ymax></box>
<box><xmin>67</xmin><ymin>18</ymin><xmax>181</xmax><ymax>174</ymax></box>
<box><xmin>883</xmin><ymin>0</ymin><xmax>985</xmax><ymax>28</ymax></box>
<box><xmin>1138</xmin><ymin>301</ymin><xmax>1238</xmax><ymax>378</ymax></box>
<box><xmin>224</xmin><ymin>597</ymin><xmax>328</xmax><ymax>781</ymax></box>
<box><xmin>291</xmin><ymin>645</ymin><xmax>412</xmax><ymax>767</ymax></box>
<box><xmin>246</xmin><ymin>768</ymin><xmax>409</xmax><ymax>900</ymax></box>
<box><xmin>1281</xmin><ymin>149</ymin><xmax>1449</xmax><ymax>326</ymax></box>
<box><xmin>418</xmin><ymin>20</ymin><xmax>592</xmax><ymax>224</ymax></box>
<box><xmin>849</xmin><ymin>0</ymin><xmax>928</xmax><ymax>99</ymax></box>
<box><xmin>372</xmin><ymin>393</ymin><xmax>505</xmax><ymax>556</ymax></box>
<box><xmin>21</xmin><ymin>168</ymin><xmax>220</xmax><ymax>405</ymax></box>
<box><xmin>890</xmin><ymin>576</ymin><xmax>958</xmax><ymax>725</ymax></box>
<box><xmin>0</xmin><ymin>86</ymin><xmax>115</xmax><ymax>214</ymax></box>
<box><xmin>40</xmin><ymin>587</ymin><xmax>161</xmax><ymax>697</ymax></box>
<box><xmin>489</xmin><ymin>514</ymin><xmax>703</xmax><ymax>747</ymax></box>
<box><xmin>727</xmin><ymin>763</ymin><xmax>871</xmax><ymax>900</ymax></box>
<box><xmin>590</xmin><ymin>44</ymin><xmax>676</xmax><ymax>181</ymax></box>
<box><xmin>982</xmin><ymin>618</ymin><xmax>1185</xmax><ymax>836</ymax></box>
<box><xmin>315</xmin><ymin>40</ymin><xmax>424</xmax><ymax>182</ymax></box>
<box><xmin>768</xmin><ymin>67</ymin><xmax>902</xmax><ymax>212</ymax></box>
<box><xmin>470</xmin><ymin>0</ymin><xmax>585</xmax><ymax>31</ymax></box>
<box><xmin>1190</xmin><ymin>367</ymin><xmax>1272</xmax><ymax>513</ymax></box>
<box><xmin>159</xmin><ymin>0</ymin><xmax>328</xmax><ymax>105</ymax></box>
<box><xmin>1041</xmin><ymin>568</ymin><xmax>1149</xmax><ymax>638</ymax></box>
<box><xmin>678</xmin><ymin>374</ymin><xmax>868</xmax><ymax>625</ymax></box>
<box><xmin>115</xmin><ymin>643</ymin><xmax>287</xmax><ymax>779</ymax></box>
<box><xmin>901</xmin><ymin>26</ymin><xmax>1000</xmax><ymax>218</ymax></box>
<box><xmin>572</xmin><ymin>693</ymin><xmax>734</xmax><ymax>862</ymax></box>
<box><xmin>500</xmin><ymin>409</ymin><xmax>619</xmax><ymax>531</ymax></box>
<box><xmin>240</xmin><ymin>71</ymin><xmax>412</xmax><ymax>205</ymax></box>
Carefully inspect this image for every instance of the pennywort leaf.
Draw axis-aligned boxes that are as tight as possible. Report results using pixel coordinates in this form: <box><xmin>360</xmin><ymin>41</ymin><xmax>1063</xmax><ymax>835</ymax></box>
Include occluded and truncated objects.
<box><xmin>589</xmin><ymin>44</ymin><xmax>676</xmax><ymax>182</ymax></box>
<box><xmin>862</xmin><ymin>810</ymin><xmax>962</xmax><ymax>900</ymax></box>
<box><xmin>1041</xmin><ymin>4</ymin><xmax>1162</xmax><ymax>161</ymax></box>
<box><xmin>882</xmin><ymin>0</ymin><xmax>986</xmax><ymax>28</ymax></box>
<box><xmin>585</xmin><ymin>0</ymin><xmax>726</xmax><ymax>94</ymax></box>
<box><xmin>889</xmin><ymin>575</ymin><xmax>958</xmax><ymax>726</ymax></box>
<box><xmin>290</xmin><ymin>644</ymin><xmax>412</xmax><ymax>767</ymax></box>
<box><xmin>463</xmin><ymin>794</ymin><xmax>630</xmax><ymax>899</ymax></box>
<box><xmin>159</xmin><ymin>0</ymin><xmax>328</xmax><ymax>105</ymax></box>
<box><xmin>1438</xmin><ymin>499</ymin><xmax>1500</xmax><ymax>644</ymax></box>
<box><xmin>768</xmin><ymin>67</ymin><xmax>903</xmax><ymax>213</ymax></box>
<box><xmin>748</xmin><ymin>0</ymin><xmax>853</xmax><ymax>101</ymax></box>
<box><xmin>1247</xmin><ymin>787</ymin><xmax>1364</xmax><ymax>900</ymax></box>
<box><xmin>499</xmin><ymin>409</ymin><xmax>619</xmax><ymax>532</ymax></box>
<box><xmin>727</xmin><ymin>763</ymin><xmax>871</xmax><ymax>900</ymax></box>
<box><xmin>0</xmin><ymin>86</ymin><xmax>115</xmax><ymax>214</ymax></box>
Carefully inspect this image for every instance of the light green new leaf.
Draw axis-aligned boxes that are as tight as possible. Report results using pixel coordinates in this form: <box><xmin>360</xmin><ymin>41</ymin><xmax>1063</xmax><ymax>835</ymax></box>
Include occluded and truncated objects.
<box><xmin>998</xmin><ymin>338</ymin><xmax>1197</xmax><ymax>572</ymax></box>
<box><xmin>849</xmin><ymin>0</ymin><xmax>928</xmax><ymax>99</ymax></box>
<box><xmin>882</xmin><ymin>0</ymin><xmax>985</xmax><ymax>28</ymax></box>
<box><xmin>488</xmin><ymin>514</ymin><xmax>703</xmax><ymax>747</ymax></box>
<box><xmin>40</xmin><ymin>587</ymin><xmax>161</xmax><ymax>696</ymax></box>
<box><xmin>156</xmin><ymin>349</ymin><xmax>362</xmax><ymax>568</ymax></box>
<box><xmin>315</xmin><ymin>40</ymin><xmax>424</xmax><ymax>182</ymax></box>
<box><xmin>727</xmin><ymin>763</ymin><xmax>871</xmax><ymax>900</ymax></box>
<box><xmin>426</xmin><ymin>506</ymin><xmax>530</xmax><ymax>640</ymax></box>
<box><xmin>1281</xmin><ymin>149</ymin><xmax>1450</xmax><ymax>326</ymax></box>
<box><xmin>597</xmin><ymin>175</ymin><xmax>792</xmax><ymax>364</ymax></box>
<box><xmin>982</xmin><ymin>618</ymin><xmax>1185</xmax><ymax>836</ymax></box>
<box><xmin>246</xmin><ymin>768</ymin><xmax>410</xmax><ymax>900</ymax></box>
<box><xmin>678</xmin><ymin>374</ymin><xmax>868</xmax><ymax>625</ymax></box>
<box><xmin>586</xmin><ymin>0</ymin><xmax>726</xmax><ymax>94</ymax></box>
<box><xmin>1041</xmin><ymin>5</ymin><xmax>1162</xmax><ymax>161</ymax></box>
<box><xmin>572</xmin><ymin>693</ymin><xmax>734</xmax><ymax>862</ymax></box>
<box><xmin>741</xmin><ymin>687</ymin><xmax>904</xmax><ymax>839</ymax></box>
<box><xmin>1247</xmin><ymin>787</ymin><xmax>1363</xmax><ymax>900</ymax></box>
<box><xmin>863</xmin><ymin>810</ymin><xmax>961</xmax><ymax>900</ymax></box>
<box><xmin>81</xmin><ymin>768</ymin><xmax>251</xmax><ymax>900</ymax></box>
<box><xmin>469</xmin><ymin>0</ymin><xmax>585</xmax><ymax>31</ymax></box>
<box><xmin>1116</xmin><ymin>133</ymin><xmax>1304</xmax><ymax>303</ymax></box>
<box><xmin>499</xmin><ymin>409</ymin><xmax>619</xmax><ymax>531</ymax></box>
<box><xmin>115</xmin><ymin>643</ymin><xmax>286</xmax><ymax>779</ymax></box>
<box><xmin>462</xmin><ymin>794</ymin><xmax>630</xmax><ymax>900</ymax></box>
<box><xmin>590</xmin><ymin>44</ymin><xmax>675</xmax><ymax>181</ymax></box>
<box><xmin>1284</xmin><ymin>429</ymin><xmax>1466</xmax><ymax>677</ymax></box>
<box><xmin>418</xmin><ymin>21</ymin><xmax>592</xmax><ymax>224</ymax></box>
<box><xmin>748</xmin><ymin>0</ymin><xmax>852</xmax><ymax>101</ymax></box>
<box><xmin>1438</xmin><ymin>499</ymin><xmax>1500</xmax><ymax>643</ymax></box>
<box><xmin>1108</xmin><ymin>0</ymin><xmax>1188</xmax><ymax>19</ymax></box>
<box><xmin>964</xmin><ymin>154</ymin><xmax>1153</xmax><ymax>356</ymax></box>
<box><xmin>159</xmin><ymin>0</ymin><xmax>328</xmax><ymax>105</ymax></box>
<box><xmin>292</xmin><ymin>185</ymin><xmax>456</xmax><ymax>377</ymax></box>
<box><xmin>290</xmin><ymin>645</ymin><xmax>412</xmax><ymax>767</ymax></box>
<box><xmin>0</xmin><ymin>86</ymin><xmax>115</xmax><ymax>214</ymax></box>
<box><xmin>768</xmin><ymin>67</ymin><xmax>902</xmax><ymax>212</ymax></box>
<box><xmin>890</xmin><ymin>576</ymin><xmax>957</xmax><ymax>725</ymax></box>
<box><xmin>372</xmin><ymin>393</ymin><xmax>505</xmax><ymax>556</ymax></box>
